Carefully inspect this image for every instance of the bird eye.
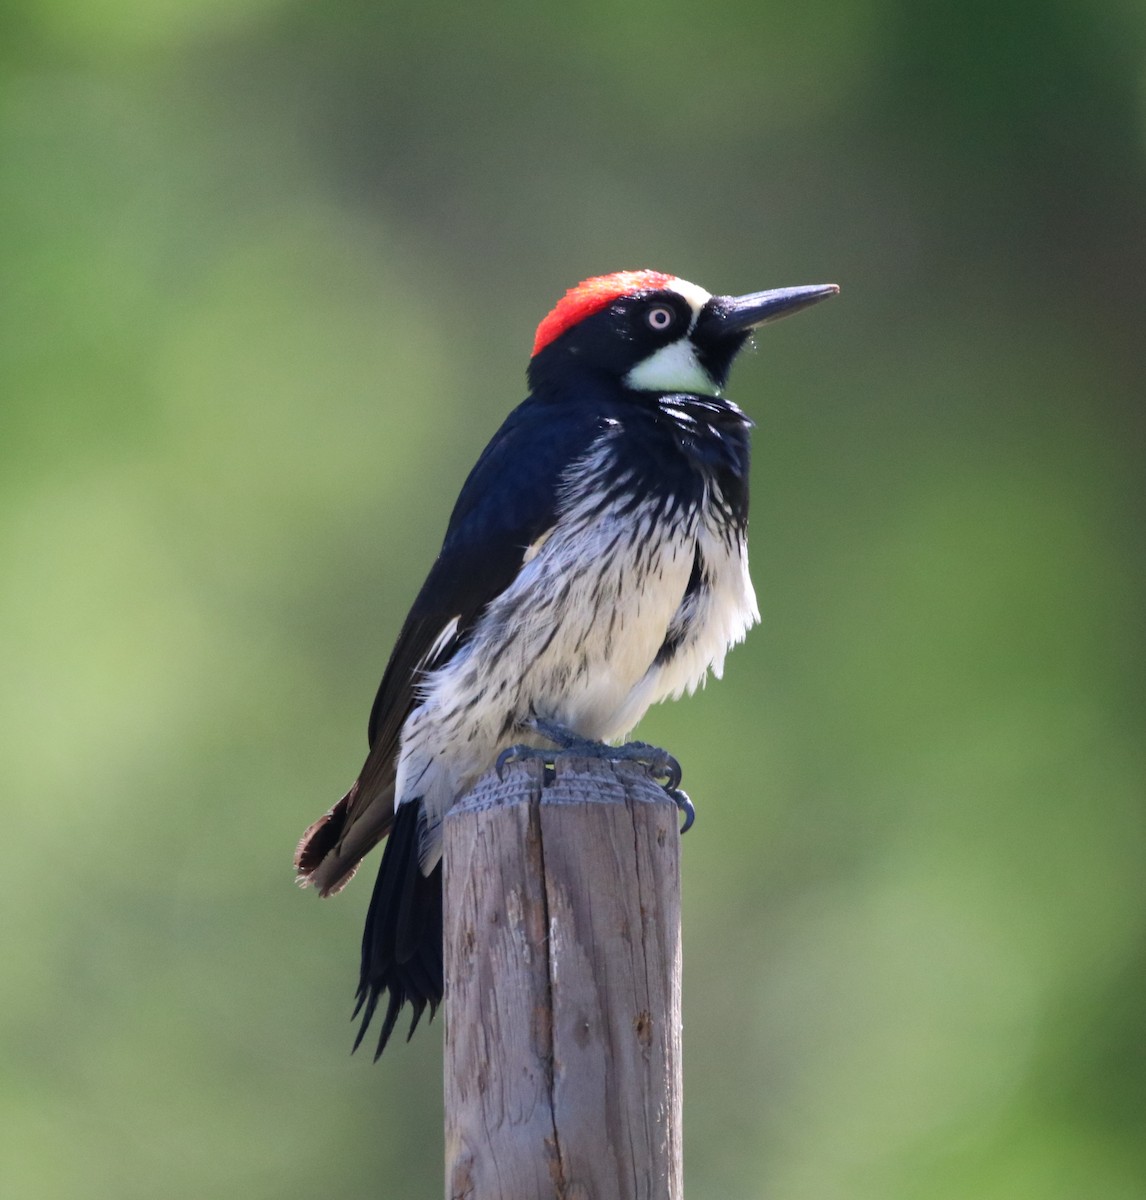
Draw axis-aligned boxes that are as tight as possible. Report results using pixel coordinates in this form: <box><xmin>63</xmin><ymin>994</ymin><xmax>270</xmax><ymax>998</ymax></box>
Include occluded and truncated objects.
<box><xmin>646</xmin><ymin>305</ymin><xmax>675</xmax><ymax>332</ymax></box>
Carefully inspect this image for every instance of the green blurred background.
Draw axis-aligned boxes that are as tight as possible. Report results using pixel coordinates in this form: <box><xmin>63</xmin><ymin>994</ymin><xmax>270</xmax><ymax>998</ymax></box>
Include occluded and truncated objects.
<box><xmin>2</xmin><ymin>0</ymin><xmax>1144</xmax><ymax>1196</ymax></box>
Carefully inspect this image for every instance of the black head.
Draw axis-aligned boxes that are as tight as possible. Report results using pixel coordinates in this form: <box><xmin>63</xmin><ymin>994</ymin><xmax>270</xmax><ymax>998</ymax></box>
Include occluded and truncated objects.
<box><xmin>527</xmin><ymin>270</ymin><xmax>838</xmax><ymax>396</ymax></box>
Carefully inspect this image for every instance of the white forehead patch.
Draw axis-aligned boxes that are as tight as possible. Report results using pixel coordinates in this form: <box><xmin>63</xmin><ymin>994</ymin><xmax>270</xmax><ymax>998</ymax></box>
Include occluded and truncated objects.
<box><xmin>667</xmin><ymin>278</ymin><xmax>713</xmax><ymax>326</ymax></box>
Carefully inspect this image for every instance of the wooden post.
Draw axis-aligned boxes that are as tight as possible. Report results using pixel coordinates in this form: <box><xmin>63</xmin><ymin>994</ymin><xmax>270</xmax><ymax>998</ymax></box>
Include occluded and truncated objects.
<box><xmin>443</xmin><ymin>755</ymin><xmax>684</xmax><ymax>1200</ymax></box>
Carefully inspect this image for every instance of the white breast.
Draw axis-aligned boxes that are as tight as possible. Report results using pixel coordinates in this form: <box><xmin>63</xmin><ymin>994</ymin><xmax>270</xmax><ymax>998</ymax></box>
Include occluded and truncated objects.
<box><xmin>608</xmin><ymin>483</ymin><xmax>758</xmax><ymax>733</ymax></box>
<box><xmin>394</xmin><ymin>434</ymin><xmax>757</xmax><ymax>869</ymax></box>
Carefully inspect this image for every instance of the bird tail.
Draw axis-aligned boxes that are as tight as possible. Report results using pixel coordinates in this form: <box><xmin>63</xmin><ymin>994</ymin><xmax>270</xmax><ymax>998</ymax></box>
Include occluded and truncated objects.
<box><xmin>353</xmin><ymin>799</ymin><xmax>443</xmax><ymax>1059</ymax></box>
<box><xmin>295</xmin><ymin>762</ymin><xmax>397</xmax><ymax>897</ymax></box>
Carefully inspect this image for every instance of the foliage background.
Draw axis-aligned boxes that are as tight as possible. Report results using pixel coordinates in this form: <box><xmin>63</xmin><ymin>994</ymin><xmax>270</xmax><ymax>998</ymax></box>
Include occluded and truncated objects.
<box><xmin>2</xmin><ymin>1</ymin><xmax>1144</xmax><ymax>1196</ymax></box>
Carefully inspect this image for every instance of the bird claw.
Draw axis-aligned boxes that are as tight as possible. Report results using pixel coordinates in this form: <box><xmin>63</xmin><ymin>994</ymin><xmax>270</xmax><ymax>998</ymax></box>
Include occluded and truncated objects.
<box><xmin>666</xmin><ymin>787</ymin><xmax>695</xmax><ymax>834</ymax></box>
<box><xmin>618</xmin><ymin>741</ymin><xmax>682</xmax><ymax>791</ymax></box>
<box><xmin>496</xmin><ymin>743</ymin><xmax>544</xmax><ymax>781</ymax></box>
<box><xmin>496</xmin><ymin>719</ymin><xmax>693</xmax><ymax>829</ymax></box>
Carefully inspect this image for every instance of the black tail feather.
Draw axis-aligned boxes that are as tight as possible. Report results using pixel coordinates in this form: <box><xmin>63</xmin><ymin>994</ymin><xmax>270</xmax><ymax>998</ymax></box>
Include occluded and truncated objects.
<box><xmin>353</xmin><ymin>800</ymin><xmax>443</xmax><ymax>1060</ymax></box>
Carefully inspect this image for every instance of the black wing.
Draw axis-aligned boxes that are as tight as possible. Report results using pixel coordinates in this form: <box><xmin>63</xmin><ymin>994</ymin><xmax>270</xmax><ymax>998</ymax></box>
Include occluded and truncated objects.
<box><xmin>296</xmin><ymin>395</ymin><xmax>606</xmax><ymax>892</ymax></box>
<box><xmin>368</xmin><ymin>395</ymin><xmax>606</xmax><ymax>746</ymax></box>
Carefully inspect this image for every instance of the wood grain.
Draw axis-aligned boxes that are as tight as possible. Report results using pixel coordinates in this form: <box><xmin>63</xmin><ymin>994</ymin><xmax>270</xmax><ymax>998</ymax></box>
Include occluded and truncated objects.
<box><xmin>443</xmin><ymin>756</ymin><xmax>683</xmax><ymax>1200</ymax></box>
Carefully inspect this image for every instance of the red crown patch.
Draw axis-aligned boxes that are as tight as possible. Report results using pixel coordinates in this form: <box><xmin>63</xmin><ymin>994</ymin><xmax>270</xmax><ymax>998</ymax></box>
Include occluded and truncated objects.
<box><xmin>532</xmin><ymin>270</ymin><xmax>676</xmax><ymax>357</ymax></box>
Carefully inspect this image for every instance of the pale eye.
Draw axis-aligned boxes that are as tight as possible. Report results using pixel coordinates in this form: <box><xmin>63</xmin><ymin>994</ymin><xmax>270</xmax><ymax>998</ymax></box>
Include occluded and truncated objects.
<box><xmin>646</xmin><ymin>305</ymin><xmax>675</xmax><ymax>332</ymax></box>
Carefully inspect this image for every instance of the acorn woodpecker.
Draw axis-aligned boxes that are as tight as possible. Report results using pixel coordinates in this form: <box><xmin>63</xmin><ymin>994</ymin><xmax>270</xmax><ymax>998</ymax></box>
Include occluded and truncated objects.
<box><xmin>295</xmin><ymin>269</ymin><xmax>838</xmax><ymax>1058</ymax></box>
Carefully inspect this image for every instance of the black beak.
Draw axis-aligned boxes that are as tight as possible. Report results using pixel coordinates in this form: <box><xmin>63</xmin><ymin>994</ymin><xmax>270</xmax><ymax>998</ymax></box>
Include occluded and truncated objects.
<box><xmin>689</xmin><ymin>282</ymin><xmax>839</xmax><ymax>388</ymax></box>
<box><xmin>701</xmin><ymin>283</ymin><xmax>840</xmax><ymax>338</ymax></box>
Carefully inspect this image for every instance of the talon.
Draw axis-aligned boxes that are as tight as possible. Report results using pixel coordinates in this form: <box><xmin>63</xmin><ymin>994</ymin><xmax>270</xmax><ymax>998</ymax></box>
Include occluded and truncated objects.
<box><xmin>667</xmin><ymin>787</ymin><xmax>695</xmax><ymax>834</ymax></box>
<box><xmin>495</xmin><ymin>721</ymin><xmax>687</xmax><ymax>801</ymax></box>
<box><xmin>495</xmin><ymin>746</ymin><xmax>517</xmax><ymax>780</ymax></box>
<box><xmin>640</xmin><ymin>746</ymin><xmax>681</xmax><ymax>790</ymax></box>
<box><xmin>661</xmin><ymin>753</ymin><xmax>682</xmax><ymax>791</ymax></box>
<box><xmin>496</xmin><ymin>741</ymin><xmax>557</xmax><ymax>782</ymax></box>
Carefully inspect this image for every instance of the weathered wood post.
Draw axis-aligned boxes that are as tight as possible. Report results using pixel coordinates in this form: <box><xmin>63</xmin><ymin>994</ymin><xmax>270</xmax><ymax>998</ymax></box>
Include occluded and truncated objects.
<box><xmin>443</xmin><ymin>755</ymin><xmax>684</xmax><ymax>1200</ymax></box>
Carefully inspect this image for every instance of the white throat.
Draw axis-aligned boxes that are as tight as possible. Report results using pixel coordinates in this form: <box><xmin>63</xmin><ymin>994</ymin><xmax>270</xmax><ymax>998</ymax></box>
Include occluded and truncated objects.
<box><xmin>624</xmin><ymin>337</ymin><xmax>721</xmax><ymax>396</ymax></box>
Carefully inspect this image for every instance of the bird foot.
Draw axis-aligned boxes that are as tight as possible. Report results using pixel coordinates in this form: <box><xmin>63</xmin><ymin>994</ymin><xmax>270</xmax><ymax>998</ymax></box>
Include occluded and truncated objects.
<box><xmin>666</xmin><ymin>787</ymin><xmax>695</xmax><ymax>834</ymax></box>
<box><xmin>496</xmin><ymin>717</ymin><xmax>695</xmax><ymax>832</ymax></box>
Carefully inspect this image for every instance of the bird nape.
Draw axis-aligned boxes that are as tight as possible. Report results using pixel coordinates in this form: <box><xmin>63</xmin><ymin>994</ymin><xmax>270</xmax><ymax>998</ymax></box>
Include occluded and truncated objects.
<box><xmin>294</xmin><ymin>269</ymin><xmax>839</xmax><ymax>1059</ymax></box>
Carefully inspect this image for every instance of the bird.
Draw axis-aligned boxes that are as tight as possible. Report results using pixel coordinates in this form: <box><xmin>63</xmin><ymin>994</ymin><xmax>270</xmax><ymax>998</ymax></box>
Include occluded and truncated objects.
<box><xmin>295</xmin><ymin>268</ymin><xmax>838</xmax><ymax>1058</ymax></box>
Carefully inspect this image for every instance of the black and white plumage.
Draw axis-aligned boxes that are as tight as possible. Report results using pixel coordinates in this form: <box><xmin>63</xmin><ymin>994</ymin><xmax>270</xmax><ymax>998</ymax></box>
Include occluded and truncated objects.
<box><xmin>295</xmin><ymin>270</ymin><xmax>838</xmax><ymax>1057</ymax></box>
